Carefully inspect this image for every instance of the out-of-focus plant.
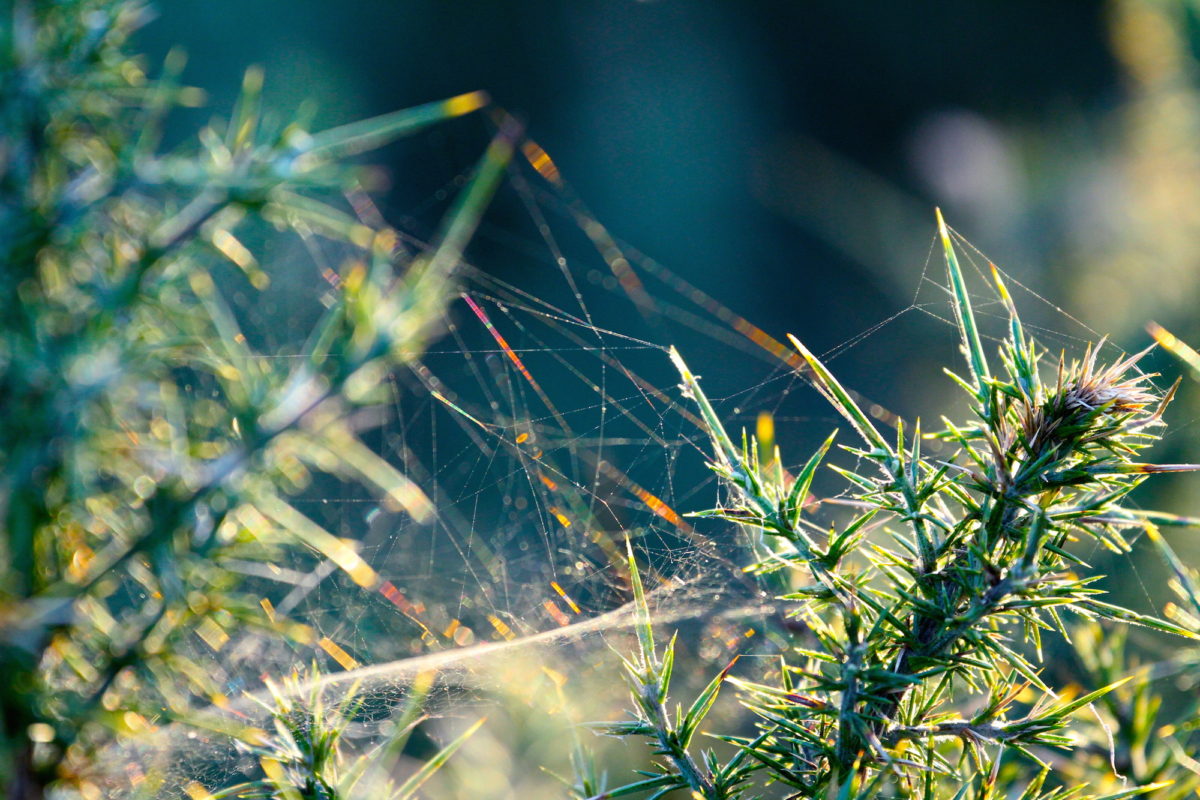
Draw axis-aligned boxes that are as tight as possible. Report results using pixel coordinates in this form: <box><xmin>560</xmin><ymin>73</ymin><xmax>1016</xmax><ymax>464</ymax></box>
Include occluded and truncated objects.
<box><xmin>585</xmin><ymin>212</ymin><xmax>1200</xmax><ymax>798</ymax></box>
<box><xmin>1033</xmin><ymin>514</ymin><xmax>1200</xmax><ymax>800</ymax></box>
<box><xmin>1070</xmin><ymin>0</ymin><xmax>1200</xmax><ymax>333</ymax></box>
<box><xmin>207</xmin><ymin>667</ymin><xmax>482</xmax><ymax>800</ymax></box>
<box><xmin>0</xmin><ymin>1</ymin><xmax>516</xmax><ymax>797</ymax></box>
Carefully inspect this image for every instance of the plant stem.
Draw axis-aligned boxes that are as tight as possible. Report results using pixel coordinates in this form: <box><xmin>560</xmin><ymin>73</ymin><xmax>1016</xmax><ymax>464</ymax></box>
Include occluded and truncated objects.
<box><xmin>648</xmin><ymin>697</ymin><xmax>719</xmax><ymax>799</ymax></box>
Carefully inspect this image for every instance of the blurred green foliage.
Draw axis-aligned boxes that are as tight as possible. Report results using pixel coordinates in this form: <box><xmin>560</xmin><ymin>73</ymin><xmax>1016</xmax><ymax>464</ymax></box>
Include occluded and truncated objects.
<box><xmin>0</xmin><ymin>1</ymin><xmax>511</xmax><ymax>796</ymax></box>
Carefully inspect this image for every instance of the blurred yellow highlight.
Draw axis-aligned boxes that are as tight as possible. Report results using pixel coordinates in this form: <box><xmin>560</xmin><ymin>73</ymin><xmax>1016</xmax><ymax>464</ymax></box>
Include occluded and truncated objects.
<box><xmin>195</xmin><ymin>617</ymin><xmax>230</xmax><ymax>653</ymax></box>
<box><xmin>551</xmin><ymin>581</ymin><xmax>580</xmax><ymax>613</ymax></box>
<box><xmin>184</xmin><ymin>783</ymin><xmax>212</xmax><ymax>800</ymax></box>
<box><xmin>487</xmin><ymin>614</ymin><xmax>517</xmax><ymax>641</ymax></box>
<box><xmin>444</xmin><ymin>90</ymin><xmax>490</xmax><ymax>117</ymax></box>
<box><xmin>521</xmin><ymin>139</ymin><xmax>562</xmax><ymax>185</ymax></box>
<box><xmin>317</xmin><ymin>637</ymin><xmax>360</xmax><ymax>670</ymax></box>
<box><xmin>1149</xmin><ymin>322</ymin><xmax>1200</xmax><ymax>377</ymax></box>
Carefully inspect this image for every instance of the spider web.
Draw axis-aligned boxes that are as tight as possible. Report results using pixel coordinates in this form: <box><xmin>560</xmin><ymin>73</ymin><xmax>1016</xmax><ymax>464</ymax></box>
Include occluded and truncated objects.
<box><xmin>98</xmin><ymin>126</ymin><xmax>1189</xmax><ymax>799</ymax></box>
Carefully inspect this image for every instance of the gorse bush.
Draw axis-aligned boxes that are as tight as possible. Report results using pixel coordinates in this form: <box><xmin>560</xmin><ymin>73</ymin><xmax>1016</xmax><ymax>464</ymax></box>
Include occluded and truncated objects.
<box><xmin>7</xmin><ymin>3</ymin><xmax>1200</xmax><ymax>800</ymax></box>
<box><xmin>581</xmin><ymin>214</ymin><xmax>1200</xmax><ymax>799</ymax></box>
<box><xmin>1</xmin><ymin>1</ymin><xmax>510</xmax><ymax>796</ymax></box>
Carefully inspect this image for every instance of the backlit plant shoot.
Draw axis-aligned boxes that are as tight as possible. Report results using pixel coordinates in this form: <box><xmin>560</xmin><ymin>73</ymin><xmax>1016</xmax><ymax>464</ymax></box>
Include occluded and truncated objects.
<box><xmin>581</xmin><ymin>212</ymin><xmax>1200</xmax><ymax>799</ymax></box>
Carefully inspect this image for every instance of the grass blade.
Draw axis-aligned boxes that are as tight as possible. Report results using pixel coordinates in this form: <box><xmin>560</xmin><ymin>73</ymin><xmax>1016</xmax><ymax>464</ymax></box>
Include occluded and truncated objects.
<box><xmin>669</xmin><ymin>346</ymin><xmax>740</xmax><ymax>469</ymax></box>
<box><xmin>786</xmin><ymin>333</ymin><xmax>891</xmax><ymax>455</ymax></box>
<box><xmin>937</xmin><ymin>208</ymin><xmax>990</xmax><ymax>396</ymax></box>
<box><xmin>391</xmin><ymin>717</ymin><xmax>485</xmax><ymax>800</ymax></box>
<box><xmin>679</xmin><ymin>657</ymin><xmax>737</xmax><ymax>748</ymax></box>
<box><xmin>250</xmin><ymin>493</ymin><xmax>379</xmax><ymax>588</ymax></box>
<box><xmin>306</xmin><ymin>91</ymin><xmax>490</xmax><ymax>159</ymax></box>
<box><xmin>625</xmin><ymin>537</ymin><xmax>656</xmax><ymax>668</ymax></box>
